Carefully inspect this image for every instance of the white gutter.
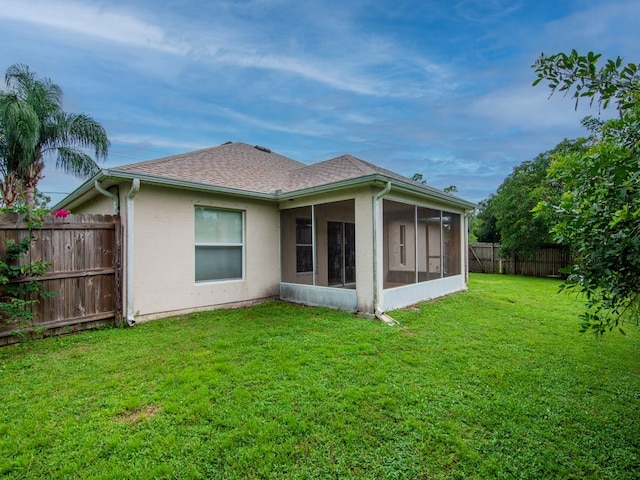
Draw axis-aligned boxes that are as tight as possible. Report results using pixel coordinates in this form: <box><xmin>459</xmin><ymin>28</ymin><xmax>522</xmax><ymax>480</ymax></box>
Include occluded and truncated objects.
<box><xmin>94</xmin><ymin>180</ymin><xmax>119</xmax><ymax>214</ymax></box>
<box><xmin>125</xmin><ymin>179</ymin><xmax>140</xmax><ymax>326</ymax></box>
<box><xmin>372</xmin><ymin>181</ymin><xmax>398</xmax><ymax>326</ymax></box>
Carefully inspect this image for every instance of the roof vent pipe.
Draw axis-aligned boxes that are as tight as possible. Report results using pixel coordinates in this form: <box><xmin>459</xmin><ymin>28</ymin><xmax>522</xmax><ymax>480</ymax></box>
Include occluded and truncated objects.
<box><xmin>125</xmin><ymin>179</ymin><xmax>140</xmax><ymax>326</ymax></box>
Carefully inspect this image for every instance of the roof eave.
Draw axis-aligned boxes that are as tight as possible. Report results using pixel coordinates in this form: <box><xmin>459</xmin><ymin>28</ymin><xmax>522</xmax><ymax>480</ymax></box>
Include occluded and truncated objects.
<box><xmin>53</xmin><ymin>171</ymin><xmax>106</xmax><ymax>210</ymax></box>
<box><xmin>278</xmin><ymin>174</ymin><xmax>476</xmax><ymax>210</ymax></box>
<box><xmin>389</xmin><ymin>179</ymin><xmax>477</xmax><ymax>210</ymax></box>
<box><xmin>56</xmin><ymin>171</ymin><xmax>476</xmax><ymax>212</ymax></box>
<box><xmin>55</xmin><ymin>169</ymin><xmax>279</xmax><ymax>210</ymax></box>
<box><xmin>107</xmin><ymin>169</ymin><xmax>277</xmax><ymax>200</ymax></box>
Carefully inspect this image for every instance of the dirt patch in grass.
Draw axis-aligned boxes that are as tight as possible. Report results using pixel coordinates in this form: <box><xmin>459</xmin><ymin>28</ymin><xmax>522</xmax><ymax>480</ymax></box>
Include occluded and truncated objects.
<box><xmin>114</xmin><ymin>405</ymin><xmax>161</xmax><ymax>423</ymax></box>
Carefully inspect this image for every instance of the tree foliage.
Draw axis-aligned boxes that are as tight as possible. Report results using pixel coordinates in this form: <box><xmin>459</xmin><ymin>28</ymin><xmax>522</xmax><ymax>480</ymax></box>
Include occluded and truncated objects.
<box><xmin>411</xmin><ymin>173</ymin><xmax>427</xmax><ymax>184</ymax></box>
<box><xmin>533</xmin><ymin>51</ymin><xmax>640</xmax><ymax>335</ymax></box>
<box><xmin>473</xmin><ymin>196</ymin><xmax>500</xmax><ymax>244</ymax></box>
<box><xmin>533</xmin><ymin>50</ymin><xmax>639</xmax><ymax>112</ymax></box>
<box><xmin>0</xmin><ymin>205</ymin><xmax>53</xmax><ymax>338</ymax></box>
<box><xmin>474</xmin><ymin>140</ymin><xmax>586</xmax><ymax>257</ymax></box>
<box><xmin>0</xmin><ymin>64</ymin><xmax>110</xmax><ymax>206</ymax></box>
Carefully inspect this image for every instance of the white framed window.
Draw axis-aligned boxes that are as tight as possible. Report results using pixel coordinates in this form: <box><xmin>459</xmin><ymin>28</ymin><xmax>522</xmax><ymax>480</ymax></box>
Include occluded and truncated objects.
<box><xmin>194</xmin><ymin>206</ymin><xmax>244</xmax><ymax>282</ymax></box>
<box><xmin>295</xmin><ymin>218</ymin><xmax>313</xmax><ymax>273</ymax></box>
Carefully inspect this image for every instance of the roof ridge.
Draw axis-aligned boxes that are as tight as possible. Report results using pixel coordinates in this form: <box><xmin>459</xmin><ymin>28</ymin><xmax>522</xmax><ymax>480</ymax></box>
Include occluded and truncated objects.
<box><xmin>338</xmin><ymin>154</ymin><xmax>379</xmax><ymax>175</ymax></box>
<box><xmin>112</xmin><ymin>142</ymin><xmax>236</xmax><ymax>170</ymax></box>
<box><xmin>113</xmin><ymin>141</ymin><xmax>305</xmax><ymax>172</ymax></box>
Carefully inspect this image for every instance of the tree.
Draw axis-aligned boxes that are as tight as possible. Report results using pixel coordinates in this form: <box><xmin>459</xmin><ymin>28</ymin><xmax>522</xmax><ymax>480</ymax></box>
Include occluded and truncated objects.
<box><xmin>473</xmin><ymin>195</ymin><xmax>500</xmax><ymax>243</ymax></box>
<box><xmin>443</xmin><ymin>185</ymin><xmax>458</xmax><ymax>193</ymax></box>
<box><xmin>411</xmin><ymin>173</ymin><xmax>427</xmax><ymax>184</ymax></box>
<box><xmin>0</xmin><ymin>64</ymin><xmax>109</xmax><ymax>206</ymax></box>
<box><xmin>533</xmin><ymin>50</ymin><xmax>639</xmax><ymax>111</ymax></box>
<box><xmin>533</xmin><ymin>51</ymin><xmax>640</xmax><ymax>335</ymax></box>
<box><xmin>474</xmin><ymin>140</ymin><xmax>585</xmax><ymax>258</ymax></box>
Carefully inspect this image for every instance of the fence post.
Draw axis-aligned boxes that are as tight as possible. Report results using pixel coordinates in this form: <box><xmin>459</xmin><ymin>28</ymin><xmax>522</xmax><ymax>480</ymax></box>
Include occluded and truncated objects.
<box><xmin>491</xmin><ymin>242</ymin><xmax>495</xmax><ymax>273</ymax></box>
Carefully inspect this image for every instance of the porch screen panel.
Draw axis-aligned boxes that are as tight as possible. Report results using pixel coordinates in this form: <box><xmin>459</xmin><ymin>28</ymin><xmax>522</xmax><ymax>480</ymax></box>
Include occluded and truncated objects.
<box><xmin>280</xmin><ymin>207</ymin><xmax>313</xmax><ymax>285</ymax></box>
<box><xmin>344</xmin><ymin>222</ymin><xmax>356</xmax><ymax>284</ymax></box>
<box><xmin>327</xmin><ymin>221</ymin><xmax>343</xmax><ymax>285</ymax></box>
<box><xmin>443</xmin><ymin>211</ymin><xmax>461</xmax><ymax>277</ymax></box>
<box><xmin>424</xmin><ymin>208</ymin><xmax>442</xmax><ymax>280</ymax></box>
<box><xmin>383</xmin><ymin>200</ymin><xmax>416</xmax><ymax>287</ymax></box>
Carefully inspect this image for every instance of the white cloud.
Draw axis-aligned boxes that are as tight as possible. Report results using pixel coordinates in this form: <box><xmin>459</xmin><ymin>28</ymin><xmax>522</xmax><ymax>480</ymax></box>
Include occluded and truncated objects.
<box><xmin>455</xmin><ymin>0</ymin><xmax>524</xmax><ymax>23</ymax></box>
<box><xmin>542</xmin><ymin>1</ymin><xmax>640</xmax><ymax>55</ymax></box>
<box><xmin>0</xmin><ymin>0</ymin><xmax>454</xmax><ymax>99</ymax></box>
<box><xmin>213</xmin><ymin>106</ymin><xmax>342</xmax><ymax>138</ymax></box>
<box><xmin>109</xmin><ymin>134</ymin><xmax>207</xmax><ymax>152</ymax></box>
<box><xmin>468</xmin><ymin>83</ymin><xmax>595</xmax><ymax>131</ymax></box>
<box><xmin>0</xmin><ymin>0</ymin><xmax>188</xmax><ymax>54</ymax></box>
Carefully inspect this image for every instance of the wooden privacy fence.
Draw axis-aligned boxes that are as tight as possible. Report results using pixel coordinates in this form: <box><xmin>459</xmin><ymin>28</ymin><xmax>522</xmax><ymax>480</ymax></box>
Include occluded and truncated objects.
<box><xmin>0</xmin><ymin>213</ymin><xmax>121</xmax><ymax>345</ymax></box>
<box><xmin>469</xmin><ymin>242</ymin><xmax>573</xmax><ymax>278</ymax></box>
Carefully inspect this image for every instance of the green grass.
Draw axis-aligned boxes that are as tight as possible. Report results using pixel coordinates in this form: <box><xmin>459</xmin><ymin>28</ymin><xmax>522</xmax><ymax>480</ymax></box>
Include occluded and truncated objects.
<box><xmin>1</xmin><ymin>273</ymin><xmax>639</xmax><ymax>479</ymax></box>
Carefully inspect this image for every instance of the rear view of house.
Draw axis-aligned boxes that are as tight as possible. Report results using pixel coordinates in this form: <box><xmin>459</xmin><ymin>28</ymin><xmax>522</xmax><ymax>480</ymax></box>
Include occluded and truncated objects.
<box><xmin>58</xmin><ymin>142</ymin><xmax>475</xmax><ymax>324</ymax></box>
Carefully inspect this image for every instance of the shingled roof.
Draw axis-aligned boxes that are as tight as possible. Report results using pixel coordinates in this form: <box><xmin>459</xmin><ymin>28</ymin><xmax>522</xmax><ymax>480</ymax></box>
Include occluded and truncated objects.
<box><xmin>112</xmin><ymin>142</ymin><xmax>453</xmax><ymax>199</ymax></box>
<box><xmin>114</xmin><ymin>142</ymin><xmax>304</xmax><ymax>194</ymax></box>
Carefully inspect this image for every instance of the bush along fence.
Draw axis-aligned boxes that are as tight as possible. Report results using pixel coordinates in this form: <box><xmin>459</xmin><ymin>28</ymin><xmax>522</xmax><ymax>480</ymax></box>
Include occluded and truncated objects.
<box><xmin>0</xmin><ymin>211</ymin><xmax>121</xmax><ymax>345</ymax></box>
<box><xmin>469</xmin><ymin>242</ymin><xmax>573</xmax><ymax>278</ymax></box>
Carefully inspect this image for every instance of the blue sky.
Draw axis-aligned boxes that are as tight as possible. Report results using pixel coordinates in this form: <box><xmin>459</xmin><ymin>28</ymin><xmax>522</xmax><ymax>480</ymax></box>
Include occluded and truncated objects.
<box><xmin>0</xmin><ymin>0</ymin><xmax>638</xmax><ymax>205</ymax></box>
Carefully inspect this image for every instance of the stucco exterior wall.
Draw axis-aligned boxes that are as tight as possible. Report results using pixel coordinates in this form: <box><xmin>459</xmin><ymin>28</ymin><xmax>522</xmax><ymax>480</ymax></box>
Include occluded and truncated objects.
<box><xmin>74</xmin><ymin>182</ymin><xmax>280</xmax><ymax>321</ymax></box>
<box><xmin>354</xmin><ymin>188</ymin><xmax>375</xmax><ymax>313</ymax></box>
<box><xmin>128</xmin><ymin>184</ymin><xmax>280</xmax><ymax>321</ymax></box>
<box><xmin>71</xmin><ymin>188</ymin><xmax>119</xmax><ymax>215</ymax></box>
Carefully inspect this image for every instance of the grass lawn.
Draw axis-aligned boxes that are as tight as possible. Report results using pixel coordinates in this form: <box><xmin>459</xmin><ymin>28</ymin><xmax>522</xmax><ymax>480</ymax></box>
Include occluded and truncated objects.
<box><xmin>1</xmin><ymin>273</ymin><xmax>639</xmax><ymax>479</ymax></box>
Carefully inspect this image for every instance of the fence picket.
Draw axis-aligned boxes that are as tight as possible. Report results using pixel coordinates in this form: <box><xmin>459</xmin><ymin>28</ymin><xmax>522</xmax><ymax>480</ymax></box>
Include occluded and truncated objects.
<box><xmin>469</xmin><ymin>242</ymin><xmax>571</xmax><ymax>278</ymax></box>
<box><xmin>0</xmin><ymin>213</ymin><xmax>122</xmax><ymax>345</ymax></box>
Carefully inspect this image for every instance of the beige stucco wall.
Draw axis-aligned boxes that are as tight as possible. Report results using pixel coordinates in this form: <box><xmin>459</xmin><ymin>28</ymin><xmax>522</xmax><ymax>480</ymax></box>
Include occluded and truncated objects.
<box><xmin>75</xmin><ymin>181</ymin><xmax>281</xmax><ymax>321</ymax></box>
<box><xmin>354</xmin><ymin>188</ymin><xmax>375</xmax><ymax>313</ymax></box>
<box><xmin>132</xmin><ymin>185</ymin><xmax>280</xmax><ymax>320</ymax></box>
<box><xmin>71</xmin><ymin>189</ymin><xmax>118</xmax><ymax>215</ymax></box>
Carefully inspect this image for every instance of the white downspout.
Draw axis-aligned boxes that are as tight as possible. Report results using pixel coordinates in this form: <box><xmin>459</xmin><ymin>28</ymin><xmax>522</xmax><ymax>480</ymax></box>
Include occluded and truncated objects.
<box><xmin>94</xmin><ymin>180</ymin><xmax>119</xmax><ymax>214</ymax></box>
<box><xmin>464</xmin><ymin>210</ymin><xmax>472</xmax><ymax>285</ymax></box>
<box><xmin>126</xmin><ymin>179</ymin><xmax>140</xmax><ymax>326</ymax></box>
<box><xmin>373</xmin><ymin>181</ymin><xmax>398</xmax><ymax>325</ymax></box>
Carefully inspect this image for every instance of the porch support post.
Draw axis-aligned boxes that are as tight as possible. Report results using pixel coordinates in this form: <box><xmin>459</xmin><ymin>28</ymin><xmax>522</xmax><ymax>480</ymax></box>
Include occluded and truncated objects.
<box><xmin>353</xmin><ymin>188</ymin><xmax>377</xmax><ymax>314</ymax></box>
<box><xmin>311</xmin><ymin>204</ymin><xmax>316</xmax><ymax>286</ymax></box>
<box><xmin>415</xmin><ymin>205</ymin><xmax>419</xmax><ymax>284</ymax></box>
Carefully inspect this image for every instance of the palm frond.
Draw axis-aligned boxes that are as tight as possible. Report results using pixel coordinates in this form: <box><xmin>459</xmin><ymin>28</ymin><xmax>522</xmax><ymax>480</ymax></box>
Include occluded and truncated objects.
<box><xmin>1</xmin><ymin>64</ymin><xmax>110</xmax><ymax>204</ymax></box>
<box><xmin>54</xmin><ymin>147</ymin><xmax>101</xmax><ymax>178</ymax></box>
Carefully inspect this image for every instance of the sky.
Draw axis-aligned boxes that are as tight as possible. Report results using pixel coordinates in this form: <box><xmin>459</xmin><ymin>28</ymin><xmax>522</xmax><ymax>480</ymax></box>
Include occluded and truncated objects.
<box><xmin>0</xmin><ymin>0</ymin><xmax>638</xmax><ymax>206</ymax></box>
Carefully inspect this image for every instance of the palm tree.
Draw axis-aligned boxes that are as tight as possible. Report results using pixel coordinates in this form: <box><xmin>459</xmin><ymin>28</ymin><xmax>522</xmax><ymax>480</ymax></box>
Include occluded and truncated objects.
<box><xmin>0</xmin><ymin>64</ymin><xmax>109</xmax><ymax>206</ymax></box>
